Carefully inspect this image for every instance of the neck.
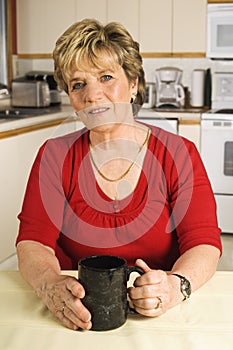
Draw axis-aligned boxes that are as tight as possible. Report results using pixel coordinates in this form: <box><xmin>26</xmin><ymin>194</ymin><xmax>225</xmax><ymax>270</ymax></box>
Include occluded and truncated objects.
<box><xmin>89</xmin><ymin>121</ymin><xmax>148</xmax><ymax>149</ymax></box>
<box><xmin>88</xmin><ymin>126</ymin><xmax>150</xmax><ymax>183</ymax></box>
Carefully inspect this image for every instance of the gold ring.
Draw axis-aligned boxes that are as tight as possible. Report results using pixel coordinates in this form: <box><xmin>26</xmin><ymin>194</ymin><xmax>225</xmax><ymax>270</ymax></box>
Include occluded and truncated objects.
<box><xmin>155</xmin><ymin>297</ymin><xmax>163</xmax><ymax>310</ymax></box>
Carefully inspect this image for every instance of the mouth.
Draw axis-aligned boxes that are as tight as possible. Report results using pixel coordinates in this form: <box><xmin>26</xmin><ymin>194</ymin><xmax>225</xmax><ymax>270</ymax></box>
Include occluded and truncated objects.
<box><xmin>88</xmin><ymin>106</ymin><xmax>110</xmax><ymax>116</ymax></box>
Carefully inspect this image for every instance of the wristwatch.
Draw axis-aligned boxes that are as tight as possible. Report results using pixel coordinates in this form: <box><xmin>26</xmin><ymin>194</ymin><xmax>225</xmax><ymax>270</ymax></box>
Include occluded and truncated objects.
<box><xmin>172</xmin><ymin>273</ymin><xmax>191</xmax><ymax>300</ymax></box>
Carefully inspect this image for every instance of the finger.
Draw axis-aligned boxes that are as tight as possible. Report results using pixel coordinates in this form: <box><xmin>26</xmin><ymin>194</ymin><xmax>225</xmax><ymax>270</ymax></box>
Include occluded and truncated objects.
<box><xmin>56</xmin><ymin>307</ymin><xmax>92</xmax><ymax>331</ymax></box>
<box><xmin>65</xmin><ymin>297</ymin><xmax>91</xmax><ymax>323</ymax></box>
<box><xmin>128</xmin><ymin>284</ymin><xmax>159</xmax><ymax>299</ymax></box>
<box><xmin>57</xmin><ymin>309</ymin><xmax>79</xmax><ymax>330</ymax></box>
<box><xmin>133</xmin><ymin>270</ymin><xmax>164</xmax><ymax>288</ymax></box>
<box><xmin>135</xmin><ymin>259</ymin><xmax>152</xmax><ymax>273</ymax></box>
<box><xmin>132</xmin><ymin>296</ymin><xmax>164</xmax><ymax>317</ymax></box>
<box><xmin>131</xmin><ymin>297</ymin><xmax>159</xmax><ymax>310</ymax></box>
<box><xmin>63</xmin><ymin>304</ymin><xmax>92</xmax><ymax>330</ymax></box>
<box><xmin>134</xmin><ymin>304</ymin><xmax>163</xmax><ymax>317</ymax></box>
<box><xmin>66</xmin><ymin>277</ymin><xmax>85</xmax><ymax>299</ymax></box>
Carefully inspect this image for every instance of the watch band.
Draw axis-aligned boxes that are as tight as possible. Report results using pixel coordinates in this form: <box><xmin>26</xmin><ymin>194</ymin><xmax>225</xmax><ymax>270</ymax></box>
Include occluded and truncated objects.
<box><xmin>171</xmin><ymin>273</ymin><xmax>191</xmax><ymax>301</ymax></box>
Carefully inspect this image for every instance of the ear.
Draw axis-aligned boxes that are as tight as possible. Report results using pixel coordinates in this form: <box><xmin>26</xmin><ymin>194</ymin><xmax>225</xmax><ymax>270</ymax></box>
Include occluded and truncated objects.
<box><xmin>130</xmin><ymin>77</ymin><xmax>138</xmax><ymax>94</ymax></box>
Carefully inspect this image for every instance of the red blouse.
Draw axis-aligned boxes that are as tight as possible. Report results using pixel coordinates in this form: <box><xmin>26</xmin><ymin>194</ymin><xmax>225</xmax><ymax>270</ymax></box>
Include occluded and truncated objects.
<box><xmin>16</xmin><ymin>125</ymin><xmax>222</xmax><ymax>270</ymax></box>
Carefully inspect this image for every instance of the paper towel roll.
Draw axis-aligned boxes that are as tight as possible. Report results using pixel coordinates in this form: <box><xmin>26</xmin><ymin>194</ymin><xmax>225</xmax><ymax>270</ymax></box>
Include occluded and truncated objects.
<box><xmin>190</xmin><ymin>69</ymin><xmax>205</xmax><ymax>107</ymax></box>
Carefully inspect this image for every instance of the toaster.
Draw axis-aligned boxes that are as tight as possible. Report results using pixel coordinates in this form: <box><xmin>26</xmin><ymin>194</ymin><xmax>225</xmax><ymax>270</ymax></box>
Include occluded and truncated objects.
<box><xmin>26</xmin><ymin>71</ymin><xmax>61</xmax><ymax>105</ymax></box>
<box><xmin>11</xmin><ymin>78</ymin><xmax>51</xmax><ymax>107</ymax></box>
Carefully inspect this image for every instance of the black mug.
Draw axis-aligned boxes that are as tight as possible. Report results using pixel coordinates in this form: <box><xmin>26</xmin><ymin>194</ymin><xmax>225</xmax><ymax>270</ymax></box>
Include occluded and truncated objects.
<box><xmin>78</xmin><ymin>255</ymin><xmax>144</xmax><ymax>331</ymax></box>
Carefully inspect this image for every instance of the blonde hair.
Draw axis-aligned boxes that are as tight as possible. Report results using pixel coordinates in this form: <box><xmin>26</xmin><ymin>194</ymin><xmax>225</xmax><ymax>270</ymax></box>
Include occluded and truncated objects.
<box><xmin>53</xmin><ymin>18</ymin><xmax>145</xmax><ymax>106</ymax></box>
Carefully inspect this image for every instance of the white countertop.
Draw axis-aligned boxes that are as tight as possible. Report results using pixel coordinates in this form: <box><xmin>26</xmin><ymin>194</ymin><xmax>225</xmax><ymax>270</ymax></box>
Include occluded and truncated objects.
<box><xmin>138</xmin><ymin>108</ymin><xmax>202</xmax><ymax>120</ymax></box>
<box><xmin>0</xmin><ymin>104</ymin><xmax>202</xmax><ymax>135</ymax></box>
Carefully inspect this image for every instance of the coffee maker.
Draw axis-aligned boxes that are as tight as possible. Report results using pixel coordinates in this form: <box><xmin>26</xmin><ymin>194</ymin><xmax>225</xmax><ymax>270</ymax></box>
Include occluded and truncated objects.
<box><xmin>155</xmin><ymin>67</ymin><xmax>185</xmax><ymax>108</ymax></box>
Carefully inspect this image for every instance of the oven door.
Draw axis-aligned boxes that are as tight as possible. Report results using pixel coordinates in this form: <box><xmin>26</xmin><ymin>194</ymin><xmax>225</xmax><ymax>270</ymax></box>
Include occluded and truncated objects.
<box><xmin>201</xmin><ymin>119</ymin><xmax>233</xmax><ymax>194</ymax></box>
<box><xmin>201</xmin><ymin>118</ymin><xmax>233</xmax><ymax>233</ymax></box>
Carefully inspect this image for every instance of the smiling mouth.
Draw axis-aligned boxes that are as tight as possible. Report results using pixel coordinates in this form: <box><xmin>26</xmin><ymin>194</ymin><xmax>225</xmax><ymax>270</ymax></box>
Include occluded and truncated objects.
<box><xmin>88</xmin><ymin>107</ymin><xmax>110</xmax><ymax>115</ymax></box>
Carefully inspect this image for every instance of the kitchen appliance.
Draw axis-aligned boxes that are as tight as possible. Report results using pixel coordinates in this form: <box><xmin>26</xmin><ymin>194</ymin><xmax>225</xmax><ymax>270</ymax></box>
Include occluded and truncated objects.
<box><xmin>201</xmin><ymin>110</ymin><xmax>233</xmax><ymax>234</ymax></box>
<box><xmin>212</xmin><ymin>72</ymin><xmax>233</xmax><ymax>109</ymax></box>
<box><xmin>207</xmin><ymin>3</ymin><xmax>233</xmax><ymax>59</ymax></box>
<box><xmin>26</xmin><ymin>71</ymin><xmax>61</xmax><ymax>105</ymax></box>
<box><xmin>201</xmin><ymin>72</ymin><xmax>233</xmax><ymax>233</ymax></box>
<box><xmin>12</xmin><ymin>78</ymin><xmax>51</xmax><ymax>107</ymax></box>
<box><xmin>155</xmin><ymin>67</ymin><xmax>185</xmax><ymax>108</ymax></box>
<box><xmin>143</xmin><ymin>82</ymin><xmax>155</xmax><ymax>108</ymax></box>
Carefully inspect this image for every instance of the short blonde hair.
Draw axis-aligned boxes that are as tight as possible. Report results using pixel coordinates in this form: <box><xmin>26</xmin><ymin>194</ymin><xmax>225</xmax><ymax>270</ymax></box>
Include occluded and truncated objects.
<box><xmin>53</xmin><ymin>18</ymin><xmax>145</xmax><ymax>106</ymax></box>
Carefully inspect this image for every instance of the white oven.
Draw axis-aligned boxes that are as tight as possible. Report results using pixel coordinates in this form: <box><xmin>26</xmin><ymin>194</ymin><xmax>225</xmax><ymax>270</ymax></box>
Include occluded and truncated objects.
<box><xmin>201</xmin><ymin>111</ymin><xmax>233</xmax><ymax>233</ymax></box>
<box><xmin>207</xmin><ymin>3</ymin><xmax>233</xmax><ymax>59</ymax></box>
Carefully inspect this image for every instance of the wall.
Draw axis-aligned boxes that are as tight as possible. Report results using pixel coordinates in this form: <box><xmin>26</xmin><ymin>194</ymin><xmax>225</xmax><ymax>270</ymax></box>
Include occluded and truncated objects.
<box><xmin>13</xmin><ymin>56</ymin><xmax>233</xmax><ymax>101</ymax></box>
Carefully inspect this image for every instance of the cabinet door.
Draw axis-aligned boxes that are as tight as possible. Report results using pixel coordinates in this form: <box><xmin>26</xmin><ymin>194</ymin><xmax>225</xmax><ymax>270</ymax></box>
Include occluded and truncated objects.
<box><xmin>173</xmin><ymin>0</ymin><xmax>206</xmax><ymax>53</ymax></box>
<box><xmin>16</xmin><ymin>0</ymin><xmax>76</xmax><ymax>54</ymax></box>
<box><xmin>0</xmin><ymin>119</ymin><xmax>81</xmax><ymax>262</ymax></box>
<box><xmin>178</xmin><ymin>123</ymin><xmax>200</xmax><ymax>151</ymax></box>
<box><xmin>75</xmin><ymin>0</ymin><xmax>107</xmax><ymax>23</ymax></box>
<box><xmin>139</xmin><ymin>0</ymin><xmax>172</xmax><ymax>53</ymax></box>
<box><xmin>107</xmin><ymin>0</ymin><xmax>139</xmax><ymax>41</ymax></box>
<box><xmin>0</xmin><ymin>137</ymin><xmax>21</xmax><ymax>261</ymax></box>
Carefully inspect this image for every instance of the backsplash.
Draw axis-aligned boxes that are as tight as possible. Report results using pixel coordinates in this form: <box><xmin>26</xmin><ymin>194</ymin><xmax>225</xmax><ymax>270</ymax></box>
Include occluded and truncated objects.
<box><xmin>142</xmin><ymin>57</ymin><xmax>233</xmax><ymax>88</ymax></box>
<box><xmin>13</xmin><ymin>55</ymin><xmax>233</xmax><ymax>95</ymax></box>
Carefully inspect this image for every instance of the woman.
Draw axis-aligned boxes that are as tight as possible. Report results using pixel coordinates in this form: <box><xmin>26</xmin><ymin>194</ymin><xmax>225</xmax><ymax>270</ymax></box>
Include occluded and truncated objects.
<box><xmin>16</xmin><ymin>19</ymin><xmax>222</xmax><ymax>331</ymax></box>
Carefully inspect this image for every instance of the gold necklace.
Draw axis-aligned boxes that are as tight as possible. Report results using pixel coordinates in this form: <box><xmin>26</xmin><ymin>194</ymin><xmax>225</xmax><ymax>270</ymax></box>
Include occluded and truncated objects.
<box><xmin>89</xmin><ymin>128</ymin><xmax>150</xmax><ymax>183</ymax></box>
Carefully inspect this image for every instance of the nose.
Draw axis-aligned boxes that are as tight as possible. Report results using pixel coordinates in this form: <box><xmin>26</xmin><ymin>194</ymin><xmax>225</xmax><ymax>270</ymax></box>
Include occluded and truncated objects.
<box><xmin>85</xmin><ymin>81</ymin><xmax>103</xmax><ymax>103</ymax></box>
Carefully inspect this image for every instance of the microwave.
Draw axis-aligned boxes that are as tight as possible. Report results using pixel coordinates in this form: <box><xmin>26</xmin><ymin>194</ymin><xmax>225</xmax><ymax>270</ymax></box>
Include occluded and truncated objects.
<box><xmin>207</xmin><ymin>3</ymin><xmax>233</xmax><ymax>59</ymax></box>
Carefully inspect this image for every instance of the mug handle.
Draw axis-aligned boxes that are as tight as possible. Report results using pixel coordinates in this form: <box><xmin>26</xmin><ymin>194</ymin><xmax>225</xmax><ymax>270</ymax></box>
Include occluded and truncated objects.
<box><xmin>126</xmin><ymin>266</ymin><xmax>145</xmax><ymax>314</ymax></box>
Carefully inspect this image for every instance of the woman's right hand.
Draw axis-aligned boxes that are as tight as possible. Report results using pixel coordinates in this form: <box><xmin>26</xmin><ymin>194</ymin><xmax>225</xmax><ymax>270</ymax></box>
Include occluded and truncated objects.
<box><xmin>36</xmin><ymin>274</ymin><xmax>92</xmax><ymax>330</ymax></box>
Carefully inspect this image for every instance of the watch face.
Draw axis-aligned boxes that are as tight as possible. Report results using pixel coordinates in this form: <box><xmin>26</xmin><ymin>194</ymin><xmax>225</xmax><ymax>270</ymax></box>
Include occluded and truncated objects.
<box><xmin>181</xmin><ymin>278</ymin><xmax>191</xmax><ymax>298</ymax></box>
<box><xmin>172</xmin><ymin>274</ymin><xmax>191</xmax><ymax>300</ymax></box>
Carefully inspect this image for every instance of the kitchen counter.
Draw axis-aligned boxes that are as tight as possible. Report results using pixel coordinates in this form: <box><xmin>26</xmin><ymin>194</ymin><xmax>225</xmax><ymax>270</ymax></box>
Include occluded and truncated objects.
<box><xmin>0</xmin><ymin>104</ymin><xmax>202</xmax><ymax>146</ymax></box>
<box><xmin>138</xmin><ymin>107</ymin><xmax>203</xmax><ymax>121</ymax></box>
<box><xmin>0</xmin><ymin>270</ymin><xmax>232</xmax><ymax>350</ymax></box>
<box><xmin>0</xmin><ymin>105</ymin><xmax>76</xmax><ymax>138</ymax></box>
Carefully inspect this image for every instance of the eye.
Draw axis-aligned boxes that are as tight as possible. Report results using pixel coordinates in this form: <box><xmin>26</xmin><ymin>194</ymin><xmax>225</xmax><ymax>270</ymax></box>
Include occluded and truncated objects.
<box><xmin>71</xmin><ymin>81</ymin><xmax>86</xmax><ymax>91</ymax></box>
<box><xmin>101</xmin><ymin>74</ymin><xmax>113</xmax><ymax>82</ymax></box>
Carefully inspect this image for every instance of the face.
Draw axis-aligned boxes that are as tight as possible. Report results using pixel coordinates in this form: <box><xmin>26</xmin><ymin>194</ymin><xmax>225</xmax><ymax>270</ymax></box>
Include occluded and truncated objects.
<box><xmin>67</xmin><ymin>61</ymin><xmax>138</xmax><ymax>131</ymax></box>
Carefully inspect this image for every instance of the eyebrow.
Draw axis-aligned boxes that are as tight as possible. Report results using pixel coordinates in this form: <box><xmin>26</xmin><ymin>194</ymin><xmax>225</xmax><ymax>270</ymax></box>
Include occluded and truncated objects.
<box><xmin>69</xmin><ymin>68</ymin><xmax>117</xmax><ymax>83</ymax></box>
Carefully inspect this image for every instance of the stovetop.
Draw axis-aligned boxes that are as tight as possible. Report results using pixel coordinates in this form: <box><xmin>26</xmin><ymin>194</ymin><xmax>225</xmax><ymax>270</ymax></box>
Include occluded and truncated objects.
<box><xmin>0</xmin><ymin>105</ymin><xmax>62</xmax><ymax>120</ymax></box>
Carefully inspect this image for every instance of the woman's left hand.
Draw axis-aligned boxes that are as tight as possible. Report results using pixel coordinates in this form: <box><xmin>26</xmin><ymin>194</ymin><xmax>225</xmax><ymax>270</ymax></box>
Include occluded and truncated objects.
<box><xmin>128</xmin><ymin>259</ymin><xmax>182</xmax><ymax>316</ymax></box>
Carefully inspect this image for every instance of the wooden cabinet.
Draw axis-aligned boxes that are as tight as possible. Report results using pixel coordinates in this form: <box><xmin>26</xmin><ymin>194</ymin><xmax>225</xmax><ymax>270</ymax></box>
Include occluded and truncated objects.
<box><xmin>0</xmin><ymin>119</ymin><xmax>83</xmax><ymax>262</ymax></box>
<box><xmin>208</xmin><ymin>1</ymin><xmax>233</xmax><ymax>3</ymax></box>
<box><xmin>107</xmin><ymin>0</ymin><xmax>139</xmax><ymax>42</ymax></box>
<box><xmin>140</xmin><ymin>0</ymin><xmax>206</xmax><ymax>55</ymax></box>
<box><xmin>16</xmin><ymin>0</ymin><xmax>76</xmax><ymax>55</ymax></box>
<box><xmin>139</xmin><ymin>0</ymin><xmax>172</xmax><ymax>53</ymax></box>
<box><xmin>173</xmin><ymin>0</ymin><xmax>206</xmax><ymax>54</ymax></box>
<box><xmin>16</xmin><ymin>0</ymin><xmax>207</xmax><ymax>57</ymax></box>
<box><xmin>75</xmin><ymin>0</ymin><xmax>107</xmax><ymax>23</ymax></box>
<box><xmin>76</xmin><ymin>0</ymin><xmax>139</xmax><ymax>41</ymax></box>
<box><xmin>178</xmin><ymin>121</ymin><xmax>201</xmax><ymax>151</ymax></box>
<box><xmin>17</xmin><ymin>0</ymin><xmax>139</xmax><ymax>55</ymax></box>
